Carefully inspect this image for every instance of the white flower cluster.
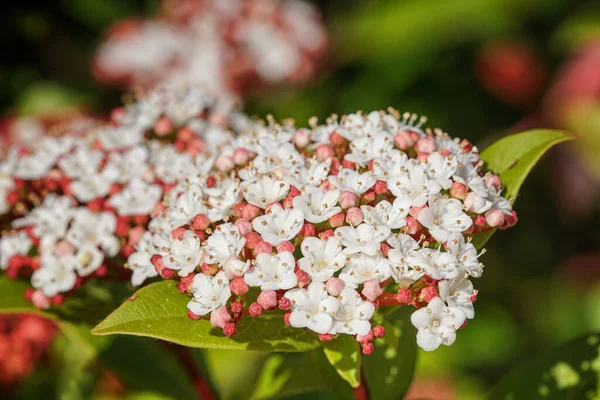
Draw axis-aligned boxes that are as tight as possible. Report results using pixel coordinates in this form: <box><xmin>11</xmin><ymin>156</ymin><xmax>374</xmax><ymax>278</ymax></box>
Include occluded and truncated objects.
<box><xmin>93</xmin><ymin>0</ymin><xmax>327</xmax><ymax>96</ymax></box>
<box><xmin>134</xmin><ymin>109</ymin><xmax>517</xmax><ymax>352</ymax></box>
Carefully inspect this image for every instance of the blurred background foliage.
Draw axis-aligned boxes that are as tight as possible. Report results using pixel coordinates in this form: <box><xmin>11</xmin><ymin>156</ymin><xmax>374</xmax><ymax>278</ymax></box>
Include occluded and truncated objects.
<box><xmin>1</xmin><ymin>0</ymin><xmax>600</xmax><ymax>398</ymax></box>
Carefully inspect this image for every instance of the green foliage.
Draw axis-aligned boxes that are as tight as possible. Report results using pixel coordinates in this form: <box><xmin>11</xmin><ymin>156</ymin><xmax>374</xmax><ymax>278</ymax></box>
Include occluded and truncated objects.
<box><xmin>490</xmin><ymin>333</ymin><xmax>600</xmax><ymax>399</ymax></box>
<box><xmin>92</xmin><ymin>281</ymin><xmax>321</xmax><ymax>352</ymax></box>
<box><xmin>323</xmin><ymin>335</ymin><xmax>362</xmax><ymax>388</ymax></box>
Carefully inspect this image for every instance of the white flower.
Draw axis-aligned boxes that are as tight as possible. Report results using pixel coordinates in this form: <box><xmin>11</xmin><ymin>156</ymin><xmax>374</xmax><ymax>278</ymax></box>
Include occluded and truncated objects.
<box><xmin>407</xmin><ymin>248</ymin><xmax>459</xmax><ymax>280</ymax></box>
<box><xmin>204</xmin><ymin>177</ymin><xmax>241</xmax><ymax>222</ymax></box>
<box><xmin>371</xmin><ymin>150</ymin><xmax>411</xmax><ymax>180</ymax></box>
<box><xmin>244</xmin><ymin>251</ymin><xmax>298</xmax><ymax>290</ymax></box>
<box><xmin>70</xmin><ymin>171</ymin><xmax>114</xmax><ymax>203</ymax></box>
<box><xmin>292</xmin><ymin>186</ymin><xmax>341</xmax><ymax>223</ymax></box>
<box><xmin>163</xmin><ymin>230</ymin><xmax>202</xmax><ymax>276</ymax></box>
<box><xmin>335</xmin><ymin>223</ymin><xmax>391</xmax><ymax>256</ymax></box>
<box><xmin>446</xmin><ymin>233</ymin><xmax>482</xmax><ymax>277</ymax></box>
<box><xmin>151</xmin><ymin>144</ymin><xmax>194</xmax><ymax>184</ymax></box>
<box><xmin>242</xmin><ymin>177</ymin><xmax>290</xmax><ymax>209</ymax></box>
<box><xmin>284</xmin><ymin>282</ymin><xmax>340</xmax><ymax>334</ymax></box>
<box><xmin>222</xmin><ymin>256</ymin><xmax>251</xmax><ymax>280</ymax></box>
<box><xmin>187</xmin><ymin>271</ymin><xmax>231</xmax><ymax>316</ymax></box>
<box><xmin>332</xmin><ymin>287</ymin><xmax>375</xmax><ymax>336</ymax></box>
<box><xmin>252</xmin><ymin>140</ymin><xmax>304</xmax><ymax>174</ymax></box>
<box><xmin>58</xmin><ymin>144</ymin><xmax>104</xmax><ymax>179</ymax></box>
<box><xmin>148</xmin><ymin>215</ymin><xmax>175</xmax><ymax>252</ymax></box>
<box><xmin>298</xmin><ymin>236</ymin><xmax>347</xmax><ymax>282</ymax></box>
<box><xmin>387</xmin><ymin>165</ymin><xmax>441</xmax><ymax>207</ymax></box>
<box><xmin>410</xmin><ymin>296</ymin><xmax>466</xmax><ymax>351</ymax></box>
<box><xmin>102</xmin><ymin>146</ymin><xmax>150</xmax><ymax>183</ymax></box>
<box><xmin>361</xmin><ymin>196</ymin><xmax>411</xmax><ymax>229</ymax></box>
<box><xmin>439</xmin><ymin>277</ymin><xmax>475</xmax><ymax>319</ymax></box>
<box><xmin>464</xmin><ymin>192</ymin><xmax>492</xmax><ymax>214</ymax></box>
<box><xmin>72</xmin><ymin>242</ymin><xmax>104</xmax><ymax>277</ymax></box>
<box><xmin>13</xmin><ymin>147</ymin><xmax>58</xmax><ymax>180</ymax></box>
<box><xmin>31</xmin><ymin>252</ymin><xmax>78</xmax><ymax>297</ymax></box>
<box><xmin>166</xmin><ymin>182</ymin><xmax>206</xmax><ymax>228</ymax></box>
<box><xmin>204</xmin><ymin>223</ymin><xmax>245</xmax><ymax>266</ymax></box>
<box><xmin>386</xmin><ymin>233</ymin><xmax>422</xmax><ymax>285</ymax></box>
<box><xmin>285</xmin><ymin>158</ymin><xmax>331</xmax><ymax>188</ymax></box>
<box><xmin>0</xmin><ymin>174</ymin><xmax>14</xmax><ymax>215</ymax></box>
<box><xmin>425</xmin><ymin>152</ymin><xmax>457</xmax><ymax>190</ymax></box>
<box><xmin>12</xmin><ymin>195</ymin><xmax>74</xmax><ymax>241</ymax></box>
<box><xmin>252</xmin><ymin>203</ymin><xmax>304</xmax><ymax>246</ymax></box>
<box><xmin>338</xmin><ymin>253</ymin><xmax>391</xmax><ymax>288</ymax></box>
<box><xmin>66</xmin><ymin>209</ymin><xmax>119</xmax><ymax>257</ymax></box>
<box><xmin>0</xmin><ymin>231</ymin><xmax>32</xmax><ymax>268</ymax></box>
<box><xmin>328</xmin><ymin>169</ymin><xmax>376</xmax><ymax>195</ymax></box>
<box><xmin>418</xmin><ymin>196</ymin><xmax>473</xmax><ymax>242</ymax></box>
<box><xmin>345</xmin><ymin>131</ymin><xmax>394</xmax><ymax>166</ymax></box>
<box><xmin>127</xmin><ymin>231</ymin><xmax>159</xmax><ymax>286</ymax></box>
<box><xmin>109</xmin><ymin>178</ymin><xmax>162</xmax><ymax>216</ymax></box>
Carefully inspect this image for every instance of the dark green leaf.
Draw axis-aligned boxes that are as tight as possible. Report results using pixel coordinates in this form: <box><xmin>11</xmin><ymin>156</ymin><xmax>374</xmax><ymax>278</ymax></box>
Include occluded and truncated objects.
<box><xmin>490</xmin><ymin>333</ymin><xmax>600</xmax><ymax>399</ymax></box>
<box><xmin>323</xmin><ymin>335</ymin><xmax>361</xmax><ymax>388</ymax></box>
<box><xmin>92</xmin><ymin>281</ymin><xmax>321</xmax><ymax>352</ymax></box>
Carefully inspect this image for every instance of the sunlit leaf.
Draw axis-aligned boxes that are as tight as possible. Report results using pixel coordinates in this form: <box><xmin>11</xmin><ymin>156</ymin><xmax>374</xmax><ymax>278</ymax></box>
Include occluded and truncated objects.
<box><xmin>92</xmin><ymin>281</ymin><xmax>321</xmax><ymax>352</ymax></box>
<box><xmin>323</xmin><ymin>335</ymin><xmax>362</xmax><ymax>388</ymax></box>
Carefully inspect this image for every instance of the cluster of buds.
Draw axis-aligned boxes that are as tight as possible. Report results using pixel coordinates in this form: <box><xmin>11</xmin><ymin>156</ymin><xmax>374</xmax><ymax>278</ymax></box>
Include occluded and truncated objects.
<box><xmin>0</xmin><ymin>315</ymin><xmax>56</xmax><ymax>387</ymax></box>
<box><xmin>92</xmin><ymin>0</ymin><xmax>327</xmax><ymax>97</ymax></box>
<box><xmin>131</xmin><ymin>108</ymin><xmax>518</xmax><ymax>352</ymax></box>
<box><xmin>0</xmin><ymin>86</ymin><xmax>244</xmax><ymax>307</ymax></box>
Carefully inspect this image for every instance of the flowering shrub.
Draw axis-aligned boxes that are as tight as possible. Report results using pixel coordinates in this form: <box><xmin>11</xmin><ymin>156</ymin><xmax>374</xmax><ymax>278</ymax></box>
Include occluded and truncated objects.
<box><xmin>124</xmin><ymin>109</ymin><xmax>519</xmax><ymax>352</ymax></box>
<box><xmin>93</xmin><ymin>0</ymin><xmax>327</xmax><ymax>96</ymax></box>
<box><xmin>0</xmin><ymin>87</ymin><xmax>241</xmax><ymax>308</ymax></box>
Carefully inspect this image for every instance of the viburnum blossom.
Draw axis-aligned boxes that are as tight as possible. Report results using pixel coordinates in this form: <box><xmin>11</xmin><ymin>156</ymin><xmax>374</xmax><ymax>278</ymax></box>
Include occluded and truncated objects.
<box><xmin>93</xmin><ymin>0</ymin><xmax>327</xmax><ymax>97</ymax></box>
<box><xmin>133</xmin><ymin>107</ymin><xmax>517</xmax><ymax>352</ymax></box>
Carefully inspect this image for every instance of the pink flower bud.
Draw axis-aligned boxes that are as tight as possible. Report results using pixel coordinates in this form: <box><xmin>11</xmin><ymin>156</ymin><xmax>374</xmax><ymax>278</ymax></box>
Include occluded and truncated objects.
<box><xmin>339</xmin><ymin>190</ymin><xmax>358</xmax><ymax>209</ymax></box>
<box><xmin>192</xmin><ymin>214</ymin><xmax>210</xmax><ymax>231</ymax></box>
<box><xmin>380</xmin><ymin>243</ymin><xmax>390</xmax><ymax>256</ymax></box>
<box><xmin>154</xmin><ymin>117</ymin><xmax>172</xmax><ymax>137</ymax></box>
<box><xmin>298</xmin><ymin>223</ymin><xmax>316</xmax><ymax>238</ymax></box>
<box><xmin>419</xmin><ymin>287</ymin><xmax>438</xmax><ymax>303</ymax></box>
<box><xmin>255</xmin><ymin>241</ymin><xmax>273</xmax><ymax>254</ymax></box>
<box><xmin>128</xmin><ymin>226</ymin><xmax>145</xmax><ymax>246</ymax></box>
<box><xmin>485</xmin><ymin>174</ymin><xmax>502</xmax><ymax>190</ymax></box>
<box><xmin>416</xmin><ymin>152</ymin><xmax>429</xmax><ymax>162</ymax></box>
<box><xmin>245</xmin><ymin>232</ymin><xmax>261</xmax><ymax>249</ymax></box>
<box><xmin>416</xmin><ymin>136</ymin><xmax>437</xmax><ymax>154</ymax></box>
<box><xmin>362</xmin><ymin>280</ymin><xmax>383</xmax><ymax>301</ymax></box>
<box><xmin>357</xmin><ymin>330</ymin><xmax>375</xmax><ymax>343</ymax></box>
<box><xmin>319</xmin><ymin>229</ymin><xmax>335</xmax><ymax>240</ymax></box>
<box><xmin>450</xmin><ymin>182</ymin><xmax>468</xmax><ymax>200</ymax></box>
<box><xmin>276</xmin><ymin>241</ymin><xmax>295</xmax><ymax>253</ymax></box>
<box><xmin>345</xmin><ymin>207</ymin><xmax>363</xmax><ymax>226</ymax></box>
<box><xmin>116</xmin><ymin>221</ymin><xmax>130</xmax><ymax>237</ymax></box>
<box><xmin>315</xmin><ymin>144</ymin><xmax>335</xmax><ymax>161</ymax></box>
<box><xmin>319</xmin><ymin>333</ymin><xmax>335</xmax><ymax>342</ymax></box>
<box><xmin>342</xmin><ymin>159</ymin><xmax>356</xmax><ymax>170</ymax></box>
<box><xmin>231</xmin><ymin>277</ymin><xmax>249</xmax><ymax>296</ymax></box>
<box><xmin>374</xmin><ymin>180</ymin><xmax>388</xmax><ymax>195</ymax></box>
<box><xmin>241</xmin><ymin>203</ymin><xmax>260</xmax><ymax>220</ymax></box>
<box><xmin>329</xmin><ymin>132</ymin><xmax>346</xmax><ymax>146</ymax></box>
<box><xmin>504</xmin><ymin>210</ymin><xmax>518</xmax><ymax>227</ymax></box>
<box><xmin>361</xmin><ymin>342</ymin><xmax>374</xmax><ymax>355</ymax></box>
<box><xmin>234</xmin><ymin>219</ymin><xmax>253</xmax><ymax>236</ymax></box>
<box><xmin>171</xmin><ymin>227</ymin><xmax>186</xmax><ymax>240</ymax></box>
<box><xmin>475</xmin><ymin>214</ymin><xmax>487</xmax><ymax>227</ymax></box>
<box><xmin>278</xmin><ymin>297</ymin><xmax>291</xmax><ymax>310</ymax></box>
<box><xmin>151</xmin><ymin>255</ymin><xmax>174</xmax><ymax>279</ymax></box>
<box><xmin>257</xmin><ymin>290</ymin><xmax>278</xmax><ymax>310</ymax></box>
<box><xmin>55</xmin><ymin>240</ymin><xmax>75</xmax><ymax>256</ymax></box>
<box><xmin>188</xmin><ymin>310</ymin><xmax>201</xmax><ymax>320</ymax></box>
<box><xmin>215</xmin><ymin>155</ymin><xmax>234</xmax><ymax>172</ymax></box>
<box><xmin>326</xmin><ymin>277</ymin><xmax>345</xmax><ymax>296</ymax></box>
<box><xmin>248</xmin><ymin>302</ymin><xmax>263</xmax><ymax>317</ymax></box>
<box><xmin>177</xmin><ymin>274</ymin><xmax>195</xmax><ymax>294</ymax></box>
<box><xmin>233</xmin><ymin>148</ymin><xmax>252</xmax><ymax>165</ymax></box>
<box><xmin>328</xmin><ymin>212</ymin><xmax>345</xmax><ymax>228</ymax></box>
<box><xmin>223</xmin><ymin>322</ymin><xmax>237</xmax><ymax>337</ymax></box>
<box><xmin>409</xmin><ymin>206</ymin><xmax>423</xmax><ymax>219</ymax></box>
<box><xmin>284</xmin><ymin>312</ymin><xmax>292</xmax><ymax>326</ymax></box>
<box><xmin>296</xmin><ymin>269</ymin><xmax>311</xmax><ymax>288</ymax></box>
<box><xmin>210</xmin><ymin>306</ymin><xmax>232</xmax><ymax>329</ymax></box>
<box><xmin>31</xmin><ymin>290</ymin><xmax>51</xmax><ymax>310</ymax></box>
<box><xmin>394</xmin><ymin>130</ymin><xmax>414</xmax><ymax>150</ymax></box>
<box><xmin>361</xmin><ymin>190</ymin><xmax>376</xmax><ymax>204</ymax></box>
<box><xmin>231</xmin><ymin>301</ymin><xmax>243</xmax><ymax>313</ymax></box>
<box><xmin>422</xmin><ymin>275</ymin><xmax>438</xmax><ymax>286</ymax></box>
<box><xmin>177</xmin><ymin>127</ymin><xmax>194</xmax><ymax>142</ymax></box>
<box><xmin>293</xmin><ymin>129</ymin><xmax>311</xmax><ymax>148</ymax></box>
<box><xmin>485</xmin><ymin>208</ymin><xmax>505</xmax><ymax>227</ymax></box>
<box><xmin>372</xmin><ymin>325</ymin><xmax>386</xmax><ymax>338</ymax></box>
<box><xmin>404</xmin><ymin>217</ymin><xmax>419</xmax><ymax>235</ymax></box>
<box><xmin>397</xmin><ymin>288</ymin><xmax>412</xmax><ymax>304</ymax></box>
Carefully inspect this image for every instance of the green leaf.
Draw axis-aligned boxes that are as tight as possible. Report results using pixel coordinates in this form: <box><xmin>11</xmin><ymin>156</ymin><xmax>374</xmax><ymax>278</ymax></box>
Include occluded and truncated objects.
<box><xmin>92</xmin><ymin>281</ymin><xmax>321</xmax><ymax>352</ymax></box>
<box><xmin>489</xmin><ymin>333</ymin><xmax>600</xmax><ymax>400</ymax></box>
<box><xmin>364</xmin><ymin>307</ymin><xmax>418</xmax><ymax>400</ymax></box>
<box><xmin>323</xmin><ymin>335</ymin><xmax>362</xmax><ymax>388</ymax></box>
<box><xmin>472</xmin><ymin>129</ymin><xmax>575</xmax><ymax>248</ymax></box>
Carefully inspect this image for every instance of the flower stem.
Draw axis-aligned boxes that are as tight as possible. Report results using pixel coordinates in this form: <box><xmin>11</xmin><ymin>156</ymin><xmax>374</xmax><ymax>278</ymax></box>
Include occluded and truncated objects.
<box><xmin>353</xmin><ymin>367</ymin><xmax>370</xmax><ymax>400</ymax></box>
